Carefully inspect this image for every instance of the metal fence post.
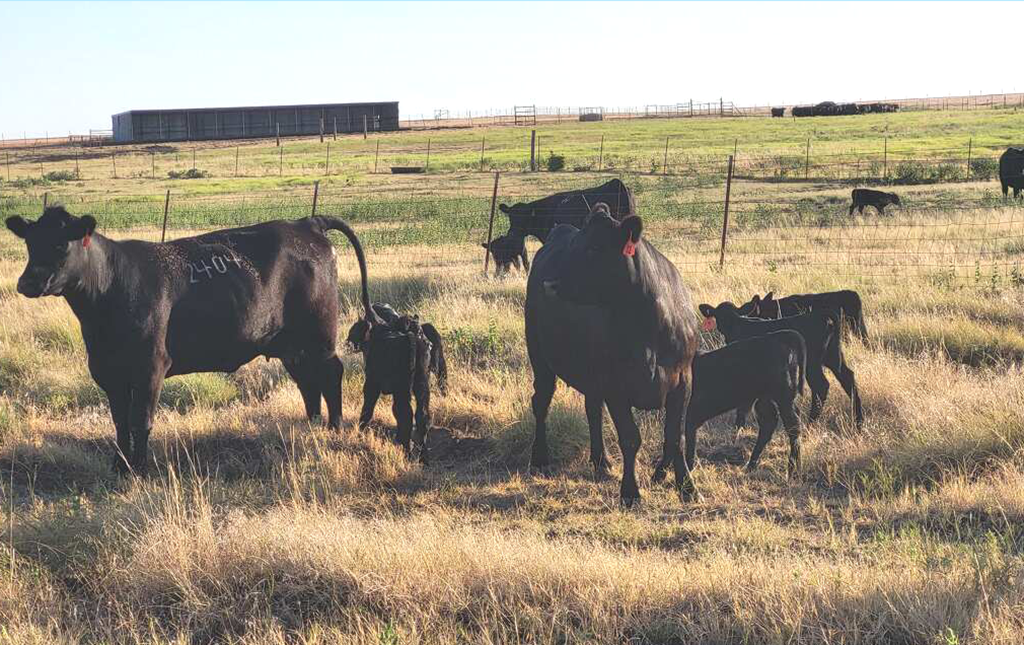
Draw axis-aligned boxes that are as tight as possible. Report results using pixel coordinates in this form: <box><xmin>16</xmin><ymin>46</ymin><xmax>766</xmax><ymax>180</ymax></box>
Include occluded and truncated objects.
<box><xmin>966</xmin><ymin>138</ymin><xmax>972</xmax><ymax>180</ymax></box>
<box><xmin>483</xmin><ymin>172</ymin><xmax>501</xmax><ymax>275</ymax></box>
<box><xmin>160</xmin><ymin>190</ymin><xmax>171</xmax><ymax>243</ymax></box>
<box><xmin>530</xmin><ymin>130</ymin><xmax>536</xmax><ymax>171</ymax></box>
<box><xmin>598</xmin><ymin>135</ymin><xmax>604</xmax><ymax>171</ymax></box>
<box><xmin>719</xmin><ymin>155</ymin><xmax>734</xmax><ymax>269</ymax></box>
<box><xmin>311</xmin><ymin>181</ymin><xmax>319</xmax><ymax>216</ymax></box>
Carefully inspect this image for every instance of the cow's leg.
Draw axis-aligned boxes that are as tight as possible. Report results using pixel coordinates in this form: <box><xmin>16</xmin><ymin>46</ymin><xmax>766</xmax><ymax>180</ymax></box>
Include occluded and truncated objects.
<box><xmin>734</xmin><ymin>399</ymin><xmax>754</xmax><ymax>439</ymax></box>
<box><xmin>584</xmin><ymin>395</ymin><xmax>610</xmax><ymax>479</ymax></box>
<box><xmin>100</xmin><ymin>380</ymin><xmax>132</xmax><ymax>475</ymax></box>
<box><xmin>529</xmin><ymin>364</ymin><xmax>557</xmax><ymax>471</ymax></box>
<box><xmin>652</xmin><ymin>388</ymin><xmax>687</xmax><ymax>493</ymax></box>
<box><xmin>780</xmin><ymin>401</ymin><xmax>802</xmax><ymax>478</ymax></box>
<box><xmin>830</xmin><ymin>360</ymin><xmax>864</xmax><ymax>428</ymax></box>
<box><xmin>282</xmin><ymin>358</ymin><xmax>322</xmax><ymax>422</ymax></box>
<box><xmin>606</xmin><ymin>401</ymin><xmax>642</xmax><ymax>507</ymax></box>
<box><xmin>316</xmin><ymin>354</ymin><xmax>345</xmax><ymax>430</ymax></box>
<box><xmin>747</xmin><ymin>399</ymin><xmax>779</xmax><ymax>471</ymax></box>
<box><xmin>392</xmin><ymin>392</ymin><xmax>414</xmax><ymax>454</ymax></box>
<box><xmin>847</xmin><ymin>202</ymin><xmax>856</xmax><ymax>217</ymax></box>
<box><xmin>358</xmin><ymin>380</ymin><xmax>381</xmax><ymax>431</ymax></box>
<box><xmin>411</xmin><ymin>359</ymin><xmax>431</xmax><ymax>464</ymax></box>
<box><xmin>807</xmin><ymin>364</ymin><xmax>830</xmax><ymax>422</ymax></box>
<box><xmin>128</xmin><ymin>354</ymin><xmax>169</xmax><ymax>475</ymax></box>
<box><xmin>876</xmin><ymin>204</ymin><xmax>886</xmax><ymax>216</ymax></box>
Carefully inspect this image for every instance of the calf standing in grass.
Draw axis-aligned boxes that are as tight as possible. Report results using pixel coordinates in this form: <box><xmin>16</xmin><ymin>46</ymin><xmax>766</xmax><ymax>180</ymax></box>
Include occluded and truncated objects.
<box><xmin>5</xmin><ymin>206</ymin><xmax>380</xmax><ymax>474</ymax></box>
<box><xmin>699</xmin><ymin>301</ymin><xmax>864</xmax><ymax>428</ymax></box>
<box><xmin>653</xmin><ymin>330</ymin><xmax>806</xmax><ymax>482</ymax></box>
<box><xmin>849</xmin><ymin>188</ymin><xmax>901</xmax><ymax>216</ymax></box>
<box><xmin>347</xmin><ymin>303</ymin><xmax>447</xmax><ymax>460</ymax></box>
<box><xmin>743</xmin><ymin>290</ymin><xmax>868</xmax><ymax>340</ymax></box>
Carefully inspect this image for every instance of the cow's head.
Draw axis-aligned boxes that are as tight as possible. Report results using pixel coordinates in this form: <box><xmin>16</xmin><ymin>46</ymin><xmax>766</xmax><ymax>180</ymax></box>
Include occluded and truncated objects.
<box><xmin>546</xmin><ymin>203</ymin><xmax>643</xmax><ymax>306</ymax></box>
<box><xmin>5</xmin><ymin>207</ymin><xmax>97</xmax><ymax>298</ymax></box>
<box><xmin>346</xmin><ymin>318</ymin><xmax>371</xmax><ymax>351</ymax></box>
<box><xmin>697</xmin><ymin>300</ymin><xmax>757</xmax><ymax>335</ymax></box>
<box><xmin>481</xmin><ymin>233</ymin><xmax>525</xmax><ymax>275</ymax></box>
<box><xmin>889</xmin><ymin>193</ymin><xmax>902</xmax><ymax>206</ymax></box>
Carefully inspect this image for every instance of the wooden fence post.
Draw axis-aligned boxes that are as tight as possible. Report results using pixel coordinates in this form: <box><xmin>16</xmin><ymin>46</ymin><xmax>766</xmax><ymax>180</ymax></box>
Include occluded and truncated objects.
<box><xmin>319</xmin><ymin>116</ymin><xmax>324</xmax><ymax>143</ymax></box>
<box><xmin>160</xmin><ymin>190</ymin><xmax>171</xmax><ymax>243</ymax></box>
<box><xmin>363</xmin><ymin>115</ymin><xmax>368</xmax><ymax>140</ymax></box>
<box><xmin>598</xmin><ymin>135</ymin><xmax>604</xmax><ymax>171</ymax></box>
<box><xmin>719</xmin><ymin>155</ymin><xmax>735</xmax><ymax>269</ymax></box>
<box><xmin>530</xmin><ymin>130</ymin><xmax>536</xmax><ymax>171</ymax></box>
<box><xmin>311</xmin><ymin>181</ymin><xmax>319</xmax><ymax>216</ymax></box>
<box><xmin>74</xmin><ymin>151</ymin><xmax>79</xmax><ymax>178</ymax></box>
<box><xmin>374</xmin><ymin>140</ymin><xmax>380</xmax><ymax>174</ymax></box>
<box><xmin>966</xmin><ymin>138</ymin><xmax>972</xmax><ymax>180</ymax></box>
<box><xmin>483</xmin><ymin>172</ymin><xmax>501</xmax><ymax>275</ymax></box>
<box><xmin>276</xmin><ymin>123</ymin><xmax>280</xmax><ymax>147</ymax></box>
<box><xmin>42</xmin><ymin>192</ymin><xmax>48</xmax><ymax>211</ymax></box>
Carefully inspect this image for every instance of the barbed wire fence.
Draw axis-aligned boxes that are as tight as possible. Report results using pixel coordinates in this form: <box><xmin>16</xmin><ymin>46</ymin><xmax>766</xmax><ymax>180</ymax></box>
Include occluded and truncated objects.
<box><xmin>2</xmin><ymin>171</ymin><xmax>1021</xmax><ymax>288</ymax></box>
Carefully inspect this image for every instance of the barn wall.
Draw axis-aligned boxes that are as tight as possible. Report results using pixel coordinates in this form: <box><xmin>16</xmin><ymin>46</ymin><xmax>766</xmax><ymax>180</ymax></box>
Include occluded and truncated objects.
<box><xmin>110</xmin><ymin>103</ymin><xmax>399</xmax><ymax>143</ymax></box>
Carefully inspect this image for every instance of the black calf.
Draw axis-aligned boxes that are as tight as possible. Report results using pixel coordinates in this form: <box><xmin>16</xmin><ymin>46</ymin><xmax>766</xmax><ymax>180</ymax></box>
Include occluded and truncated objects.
<box><xmin>347</xmin><ymin>303</ymin><xmax>447</xmax><ymax>459</ymax></box>
<box><xmin>481</xmin><ymin>233</ymin><xmax>529</xmax><ymax>275</ymax></box>
<box><xmin>743</xmin><ymin>290</ymin><xmax>868</xmax><ymax>340</ymax></box>
<box><xmin>849</xmin><ymin>188</ymin><xmax>901</xmax><ymax>216</ymax></box>
<box><xmin>653</xmin><ymin>330</ymin><xmax>806</xmax><ymax>482</ymax></box>
<box><xmin>698</xmin><ymin>301</ymin><xmax>864</xmax><ymax>428</ymax></box>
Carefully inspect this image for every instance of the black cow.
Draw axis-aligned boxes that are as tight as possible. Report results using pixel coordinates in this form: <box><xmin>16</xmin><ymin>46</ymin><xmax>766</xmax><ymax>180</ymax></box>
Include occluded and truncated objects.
<box><xmin>481</xmin><ymin>233</ymin><xmax>528</xmax><ymax>275</ymax></box>
<box><xmin>849</xmin><ymin>188</ymin><xmax>901</xmax><ymax>216</ymax></box>
<box><xmin>346</xmin><ymin>303</ymin><xmax>447</xmax><ymax>459</ymax></box>
<box><xmin>528</xmin><ymin>204</ymin><xmax>698</xmax><ymax>505</ymax></box>
<box><xmin>771</xmin><ymin>107</ymin><xmax>786</xmax><ymax>118</ymax></box>
<box><xmin>698</xmin><ymin>301</ymin><xmax>863</xmax><ymax>428</ymax></box>
<box><xmin>743</xmin><ymin>290</ymin><xmax>868</xmax><ymax>340</ymax></box>
<box><xmin>653</xmin><ymin>330</ymin><xmax>806</xmax><ymax>482</ymax></box>
<box><xmin>792</xmin><ymin>106</ymin><xmax>814</xmax><ymax>118</ymax></box>
<box><xmin>5</xmin><ymin>206</ymin><xmax>380</xmax><ymax>474</ymax></box>
<box><xmin>485</xmin><ymin>179</ymin><xmax>635</xmax><ymax>274</ymax></box>
<box><xmin>1000</xmin><ymin>148</ymin><xmax>1024</xmax><ymax>199</ymax></box>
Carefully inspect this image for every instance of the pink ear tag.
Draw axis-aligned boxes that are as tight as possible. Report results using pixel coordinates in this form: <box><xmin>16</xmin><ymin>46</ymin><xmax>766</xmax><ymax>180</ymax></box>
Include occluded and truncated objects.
<box><xmin>622</xmin><ymin>237</ymin><xmax>636</xmax><ymax>257</ymax></box>
<box><xmin>701</xmin><ymin>316</ymin><xmax>716</xmax><ymax>332</ymax></box>
<box><xmin>82</xmin><ymin>234</ymin><xmax>91</xmax><ymax>249</ymax></box>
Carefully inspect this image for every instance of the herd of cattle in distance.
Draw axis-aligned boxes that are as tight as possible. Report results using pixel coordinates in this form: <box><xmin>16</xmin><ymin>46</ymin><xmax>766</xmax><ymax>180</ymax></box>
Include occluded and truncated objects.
<box><xmin>3</xmin><ymin>145</ymin><xmax>1022</xmax><ymax>505</ymax></box>
<box><xmin>771</xmin><ymin>101</ymin><xmax>901</xmax><ymax>118</ymax></box>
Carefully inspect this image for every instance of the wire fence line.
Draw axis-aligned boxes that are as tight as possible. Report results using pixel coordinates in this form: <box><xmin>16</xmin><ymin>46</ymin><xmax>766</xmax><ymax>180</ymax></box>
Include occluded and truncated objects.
<box><xmin>0</xmin><ymin>132</ymin><xmax>1012</xmax><ymax>187</ymax></box>
<box><xmin>2</xmin><ymin>176</ymin><xmax>1021</xmax><ymax>287</ymax></box>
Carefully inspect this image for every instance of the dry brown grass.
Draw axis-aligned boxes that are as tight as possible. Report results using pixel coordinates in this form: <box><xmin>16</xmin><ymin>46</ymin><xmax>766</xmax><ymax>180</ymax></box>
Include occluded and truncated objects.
<box><xmin>1</xmin><ymin>219</ymin><xmax>1023</xmax><ymax>644</ymax></box>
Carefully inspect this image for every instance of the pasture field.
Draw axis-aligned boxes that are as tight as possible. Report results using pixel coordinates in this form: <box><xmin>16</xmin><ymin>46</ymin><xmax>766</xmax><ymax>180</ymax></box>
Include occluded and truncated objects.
<box><xmin>2</xmin><ymin>203</ymin><xmax>1024</xmax><ymax>643</ymax></box>
<box><xmin>1</xmin><ymin>108</ymin><xmax>1022</xmax><ymax>202</ymax></box>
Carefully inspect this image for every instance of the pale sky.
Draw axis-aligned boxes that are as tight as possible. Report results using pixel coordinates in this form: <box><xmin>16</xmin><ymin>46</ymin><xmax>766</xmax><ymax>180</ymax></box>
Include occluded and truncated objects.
<box><xmin>0</xmin><ymin>1</ymin><xmax>1020</xmax><ymax>137</ymax></box>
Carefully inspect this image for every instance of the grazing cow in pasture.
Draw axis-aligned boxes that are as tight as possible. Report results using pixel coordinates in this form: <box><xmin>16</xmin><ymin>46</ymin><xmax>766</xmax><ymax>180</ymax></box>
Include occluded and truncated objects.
<box><xmin>698</xmin><ymin>301</ymin><xmax>864</xmax><ymax>428</ymax></box>
<box><xmin>652</xmin><ymin>330</ymin><xmax>807</xmax><ymax>482</ymax></box>
<box><xmin>743</xmin><ymin>290</ymin><xmax>868</xmax><ymax>340</ymax></box>
<box><xmin>792</xmin><ymin>106</ymin><xmax>814</xmax><ymax>118</ymax></box>
<box><xmin>481</xmin><ymin>233</ymin><xmax>528</xmax><ymax>275</ymax></box>
<box><xmin>771</xmin><ymin>107</ymin><xmax>786</xmax><ymax>118</ymax></box>
<box><xmin>5</xmin><ymin>206</ymin><xmax>380</xmax><ymax>475</ymax></box>
<box><xmin>346</xmin><ymin>303</ymin><xmax>447</xmax><ymax>459</ymax></box>
<box><xmin>527</xmin><ymin>204</ymin><xmax>698</xmax><ymax>505</ymax></box>
<box><xmin>1000</xmin><ymin>148</ymin><xmax>1024</xmax><ymax>199</ymax></box>
<box><xmin>849</xmin><ymin>188</ymin><xmax>901</xmax><ymax>216</ymax></box>
<box><xmin>484</xmin><ymin>179</ymin><xmax>636</xmax><ymax>274</ymax></box>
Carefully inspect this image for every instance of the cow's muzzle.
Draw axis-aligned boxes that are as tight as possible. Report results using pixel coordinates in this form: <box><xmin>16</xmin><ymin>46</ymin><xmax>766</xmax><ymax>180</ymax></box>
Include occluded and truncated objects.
<box><xmin>16</xmin><ymin>273</ymin><xmax>55</xmax><ymax>298</ymax></box>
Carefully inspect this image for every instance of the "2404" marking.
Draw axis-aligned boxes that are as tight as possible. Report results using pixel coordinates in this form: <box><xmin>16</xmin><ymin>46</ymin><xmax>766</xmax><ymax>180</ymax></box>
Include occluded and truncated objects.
<box><xmin>188</xmin><ymin>253</ymin><xmax>243</xmax><ymax>284</ymax></box>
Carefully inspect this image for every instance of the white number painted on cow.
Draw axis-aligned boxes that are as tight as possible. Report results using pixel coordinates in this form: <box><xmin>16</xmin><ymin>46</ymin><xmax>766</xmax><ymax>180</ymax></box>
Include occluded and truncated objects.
<box><xmin>188</xmin><ymin>253</ymin><xmax>242</xmax><ymax>284</ymax></box>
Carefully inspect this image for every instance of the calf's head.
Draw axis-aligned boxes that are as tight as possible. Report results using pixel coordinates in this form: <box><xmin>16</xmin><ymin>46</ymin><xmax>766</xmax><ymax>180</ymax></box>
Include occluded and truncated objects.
<box><xmin>697</xmin><ymin>300</ymin><xmax>757</xmax><ymax>338</ymax></box>
<box><xmin>5</xmin><ymin>207</ymin><xmax>97</xmax><ymax>298</ymax></box>
<box><xmin>889</xmin><ymin>193</ymin><xmax>902</xmax><ymax>206</ymax></box>
<box><xmin>481</xmin><ymin>233</ymin><xmax>524</xmax><ymax>274</ymax></box>
<box><xmin>547</xmin><ymin>204</ymin><xmax>643</xmax><ymax>307</ymax></box>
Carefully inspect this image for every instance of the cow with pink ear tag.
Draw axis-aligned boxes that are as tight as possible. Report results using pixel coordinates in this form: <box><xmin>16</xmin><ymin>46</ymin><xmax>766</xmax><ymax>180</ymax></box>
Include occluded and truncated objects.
<box><xmin>526</xmin><ymin>202</ymin><xmax>700</xmax><ymax>506</ymax></box>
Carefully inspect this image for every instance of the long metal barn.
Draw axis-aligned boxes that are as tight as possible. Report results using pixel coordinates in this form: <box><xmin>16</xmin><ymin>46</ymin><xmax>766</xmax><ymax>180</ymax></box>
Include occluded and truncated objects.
<box><xmin>111</xmin><ymin>101</ymin><xmax>399</xmax><ymax>143</ymax></box>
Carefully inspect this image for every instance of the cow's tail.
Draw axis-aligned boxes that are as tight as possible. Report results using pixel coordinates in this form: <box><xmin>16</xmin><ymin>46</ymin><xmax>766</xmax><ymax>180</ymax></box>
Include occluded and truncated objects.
<box><xmin>421</xmin><ymin>323</ymin><xmax>448</xmax><ymax>394</ymax></box>
<box><xmin>791</xmin><ymin>331</ymin><xmax>807</xmax><ymax>397</ymax></box>
<box><xmin>315</xmin><ymin>216</ymin><xmax>383</xmax><ymax>326</ymax></box>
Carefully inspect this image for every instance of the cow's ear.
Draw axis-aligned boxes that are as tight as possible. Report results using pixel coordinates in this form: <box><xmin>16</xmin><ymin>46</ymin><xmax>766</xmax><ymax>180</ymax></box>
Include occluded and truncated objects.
<box><xmin>765</xmin><ymin>291</ymin><xmax>774</xmax><ymax>301</ymax></box>
<box><xmin>750</xmin><ymin>294</ymin><xmax>761</xmax><ymax>305</ymax></box>
<box><xmin>481</xmin><ymin>242</ymin><xmax>490</xmax><ymax>249</ymax></box>
<box><xmin>64</xmin><ymin>215</ymin><xmax>97</xmax><ymax>241</ymax></box>
<box><xmin>5</xmin><ymin>216</ymin><xmax>31</xmax><ymax>239</ymax></box>
<box><xmin>498</xmin><ymin>204</ymin><xmax>510</xmax><ymax>214</ymax></box>
<box><xmin>738</xmin><ymin>301</ymin><xmax>757</xmax><ymax>316</ymax></box>
<box><xmin>698</xmin><ymin>304</ymin><xmax>715</xmax><ymax>318</ymax></box>
<box><xmin>621</xmin><ymin>216</ymin><xmax>643</xmax><ymax>243</ymax></box>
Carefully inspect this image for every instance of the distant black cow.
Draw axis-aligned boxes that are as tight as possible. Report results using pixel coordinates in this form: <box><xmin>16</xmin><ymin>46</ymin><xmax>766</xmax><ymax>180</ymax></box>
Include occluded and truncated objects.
<box><xmin>792</xmin><ymin>106</ymin><xmax>814</xmax><ymax>117</ymax></box>
<box><xmin>771</xmin><ymin>107</ymin><xmax>785</xmax><ymax>118</ymax></box>
<box><xmin>5</xmin><ymin>206</ymin><xmax>380</xmax><ymax>474</ymax></box>
<box><xmin>849</xmin><ymin>188</ymin><xmax>901</xmax><ymax>216</ymax></box>
<box><xmin>1000</xmin><ymin>148</ymin><xmax>1024</xmax><ymax>199</ymax></box>
<box><xmin>528</xmin><ymin>204</ymin><xmax>698</xmax><ymax>505</ymax></box>
<box><xmin>653</xmin><ymin>330</ymin><xmax>806</xmax><ymax>482</ymax></box>
<box><xmin>485</xmin><ymin>179</ymin><xmax>635</xmax><ymax>274</ymax></box>
<box><xmin>481</xmin><ymin>233</ymin><xmax>528</xmax><ymax>275</ymax></box>
<box><xmin>743</xmin><ymin>290</ymin><xmax>868</xmax><ymax>340</ymax></box>
<box><xmin>346</xmin><ymin>303</ymin><xmax>447</xmax><ymax>459</ymax></box>
<box><xmin>698</xmin><ymin>301</ymin><xmax>863</xmax><ymax>428</ymax></box>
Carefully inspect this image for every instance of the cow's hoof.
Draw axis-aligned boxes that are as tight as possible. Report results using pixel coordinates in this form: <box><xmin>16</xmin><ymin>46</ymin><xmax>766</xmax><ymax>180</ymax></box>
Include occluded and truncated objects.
<box><xmin>651</xmin><ymin>465</ymin><xmax>667</xmax><ymax>485</ymax></box>
<box><xmin>619</xmin><ymin>494</ymin><xmax>641</xmax><ymax>509</ymax></box>
<box><xmin>593</xmin><ymin>464</ymin><xmax>612</xmax><ymax>481</ymax></box>
<box><xmin>112</xmin><ymin>455</ymin><xmax>131</xmax><ymax>477</ymax></box>
<box><xmin>529</xmin><ymin>461</ymin><xmax>551</xmax><ymax>476</ymax></box>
